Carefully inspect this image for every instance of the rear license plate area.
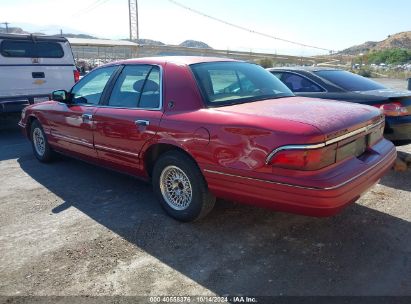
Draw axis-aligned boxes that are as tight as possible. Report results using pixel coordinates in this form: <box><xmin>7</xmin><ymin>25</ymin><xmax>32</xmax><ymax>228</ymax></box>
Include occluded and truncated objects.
<box><xmin>336</xmin><ymin>136</ymin><xmax>367</xmax><ymax>161</ymax></box>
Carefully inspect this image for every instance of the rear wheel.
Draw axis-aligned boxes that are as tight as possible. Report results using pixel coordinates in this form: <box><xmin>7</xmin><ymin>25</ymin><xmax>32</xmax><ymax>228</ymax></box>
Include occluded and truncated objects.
<box><xmin>31</xmin><ymin>120</ymin><xmax>53</xmax><ymax>162</ymax></box>
<box><xmin>152</xmin><ymin>150</ymin><xmax>216</xmax><ymax>222</ymax></box>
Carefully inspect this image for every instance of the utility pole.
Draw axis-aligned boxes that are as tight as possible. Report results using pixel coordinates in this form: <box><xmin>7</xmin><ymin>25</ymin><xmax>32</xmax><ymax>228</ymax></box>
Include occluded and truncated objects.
<box><xmin>1</xmin><ymin>22</ymin><xmax>10</xmax><ymax>33</ymax></box>
<box><xmin>128</xmin><ymin>0</ymin><xmax>139</xmax><ymax>41</ymax></box>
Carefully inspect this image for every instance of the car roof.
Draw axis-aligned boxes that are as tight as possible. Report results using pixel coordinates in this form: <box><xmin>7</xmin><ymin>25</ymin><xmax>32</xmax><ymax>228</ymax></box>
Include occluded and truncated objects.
<box><xmin>268</xmin><ymin>66</ymin><xmax>341</xmax><ymax>73</ymax></box>
<box><xmin>0</xmin><ymin>33</ymin><xmax>68</xmax><ymax>43</ymax></box>
<box><xmin>105</xmin><ymin>56</ymin><xmax>240</xmax><ymax>67</ymax></box>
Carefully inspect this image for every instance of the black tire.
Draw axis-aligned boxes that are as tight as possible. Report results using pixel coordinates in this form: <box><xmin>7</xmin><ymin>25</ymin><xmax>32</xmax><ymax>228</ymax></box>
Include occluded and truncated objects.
<box><xmin>30</xmin><ymin>120</ymin><xmax>53</xmax><ymax>163</ymax></box>
<box><xmin>152</xmin><ymin>150</ymin><xmax>216</xmax><ymax>222</ymax></box>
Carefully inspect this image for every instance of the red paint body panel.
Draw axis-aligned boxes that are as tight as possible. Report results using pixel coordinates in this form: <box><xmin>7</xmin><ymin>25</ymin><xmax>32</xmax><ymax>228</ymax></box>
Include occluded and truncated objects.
<box><xmin>92</xmin><ymin>107</ymin><xmax>163</xmax><ymax>176</ymax></box>
<box><xmin>19</xmin><ymin>56</ymin><xmax>396</xmax><ymax>217</ymax></box>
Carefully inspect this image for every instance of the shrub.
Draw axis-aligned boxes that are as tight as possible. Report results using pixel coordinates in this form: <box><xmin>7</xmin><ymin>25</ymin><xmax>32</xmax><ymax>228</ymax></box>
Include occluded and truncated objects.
<box><xmin>257</xmin><ymin>58</ymin><xmax>274</xmax><ymax>68</ymax></box>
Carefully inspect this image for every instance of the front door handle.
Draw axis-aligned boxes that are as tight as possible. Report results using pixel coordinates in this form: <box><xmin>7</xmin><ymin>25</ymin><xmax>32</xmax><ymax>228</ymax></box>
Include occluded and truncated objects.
<box><xmin>82</xmin><ymin>114</ymin><xmax>93</xmax><ymax>122</ymax></box>
<box><xmin>135</xmin><ymin>119</ymin><xmax>150</xmax><ymax>127</ymax></box>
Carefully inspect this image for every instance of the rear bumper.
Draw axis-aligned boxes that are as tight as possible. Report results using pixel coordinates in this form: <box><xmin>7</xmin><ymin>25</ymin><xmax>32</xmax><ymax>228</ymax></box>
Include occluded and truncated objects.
<box><xmin>0</xmin><ymin>95</ymin><xmax>49</xmax><ymax>114</ymax></box>
<box><xmin>203</xmin><ymin>139</ymin><xmax>396</xmax><ymax>217</ymax></box>
<box><xmin>385</xmin><ymin>116</ymin><xmax>411</xmax><ymax>141</ymax></box>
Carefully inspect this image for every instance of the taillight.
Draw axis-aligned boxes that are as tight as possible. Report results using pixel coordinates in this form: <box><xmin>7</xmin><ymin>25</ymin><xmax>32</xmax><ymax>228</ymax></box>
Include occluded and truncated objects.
<box><xmin>374</xmin><ymin>102</ymin><xmax>408</xmax><ymax>116</ymax></box>
<box><xmin>73</xmin><ymin>70</ymin><xmax>80</xmax><ymax>83</ymax></box>
<box><xmin>269</xmin><ymin>144</ymin><xmax>337</xmax><ymax>170</ymax></box>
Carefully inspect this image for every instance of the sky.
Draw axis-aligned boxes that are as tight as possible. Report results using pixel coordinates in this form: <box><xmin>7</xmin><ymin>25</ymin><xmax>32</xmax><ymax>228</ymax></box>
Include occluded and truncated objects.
<box><xmin>1</xmin><ymin>0</ymin><xmax>410</xmax><ymax>56</ymax></box>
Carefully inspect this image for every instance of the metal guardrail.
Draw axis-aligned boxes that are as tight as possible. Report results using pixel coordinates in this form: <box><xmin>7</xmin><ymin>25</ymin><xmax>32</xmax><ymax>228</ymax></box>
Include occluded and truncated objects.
<box><xmin>71</xmin><ymin>43</ymin><xmax>333</xmax><ymax>65</ymax></box>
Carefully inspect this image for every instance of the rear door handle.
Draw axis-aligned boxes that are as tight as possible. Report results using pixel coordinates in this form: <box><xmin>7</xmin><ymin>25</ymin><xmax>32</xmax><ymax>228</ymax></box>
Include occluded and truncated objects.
<box><xmin>82</xmin><ymin>114</ymin><xmax>93</xmax><ymax>122</ymax></box>
<box><xmin>135</xmin><ymin>119</ymin><xmax>150</xmax><ymax>127</ymax></box>
<box><xmin>32</xmin><ymin>72</ymin><xmax>45</xmax><ymax>78</ymax></box>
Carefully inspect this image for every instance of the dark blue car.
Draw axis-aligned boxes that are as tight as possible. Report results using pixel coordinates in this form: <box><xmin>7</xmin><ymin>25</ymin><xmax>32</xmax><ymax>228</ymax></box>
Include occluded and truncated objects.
<box><xmin>269</xmin><ymin>67</ymin><xmax>411</xmax><ymax>145</ymax></box>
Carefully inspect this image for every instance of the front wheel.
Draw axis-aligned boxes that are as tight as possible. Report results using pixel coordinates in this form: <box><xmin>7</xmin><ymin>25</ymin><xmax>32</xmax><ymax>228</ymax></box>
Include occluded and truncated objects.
<box><xmin>30</xmin><ymin>120</ymin><xmax>53</xmax><ymax>162</ymax></box>
<box><xmin>152</xmin><ymin>151</ymin><xmax>216</xmax><ymax>222</ymax></box>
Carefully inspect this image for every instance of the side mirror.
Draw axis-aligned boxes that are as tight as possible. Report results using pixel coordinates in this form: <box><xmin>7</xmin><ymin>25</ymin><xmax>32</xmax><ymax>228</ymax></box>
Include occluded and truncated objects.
<box><xmin>51</xmin><ymin>90</ymin><xmax>69</xmax><ymax>103</ymax></box>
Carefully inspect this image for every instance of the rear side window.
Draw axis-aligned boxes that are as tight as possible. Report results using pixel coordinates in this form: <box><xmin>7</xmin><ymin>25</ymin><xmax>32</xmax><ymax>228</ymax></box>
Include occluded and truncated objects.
<box><xmin>281</xmin><ymin>72</ymin><xmax>324</xmax><ymax>93</ymax></box>
<box><xmin>108</xmin><ymin>65</ymin><xmax>161</xmax><ymax>109</ymax></box>
<box><xmin>314</xmin><ymin>70</ymin><xmax>386</xmax><ymax>91</ymax></box>
<box><xmin>0</xmin><ymin>40</ymin><xmax>64</xmax><ymax>58</ymax></box>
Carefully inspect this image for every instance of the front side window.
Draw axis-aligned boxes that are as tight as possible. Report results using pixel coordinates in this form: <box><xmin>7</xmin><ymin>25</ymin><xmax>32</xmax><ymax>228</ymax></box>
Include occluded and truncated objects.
<box><xmin>314</xmin><ymin>70</ymin><xmax>386</xmax><ymax>91</ymax></box>
<box><xmin>0</xmin><ymin>40</ymin><xmax>64</xmax><ymax>58</ymax></box>
<box><xmin>190</xmin><ymin>62</ymin><xmax>293</xmax><ymax>107</ymax></box>
<box><xmin>281</xmin><ymin>73</ymin><xmax>324</xmax><ymax>93</ymax></box>
<box><xmin>71</xmin><ymin>66</ymin><xmax>118</xmax><ymax>105</ymax></box>
<box><xmin>108</xmin><ymin>65</ymin><xmax>161</xmax><ymax>109</ymax></box>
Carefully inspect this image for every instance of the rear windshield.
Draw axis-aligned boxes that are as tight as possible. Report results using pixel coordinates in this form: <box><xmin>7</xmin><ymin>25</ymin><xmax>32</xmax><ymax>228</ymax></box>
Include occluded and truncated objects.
<box><xmin>190</xmin><ymin>62</ymin><xmax>294</xmax><ymax>107</ymax></box>
<box><xmin>314</xmin><ymin>70</ymin><xmax>386</xmax><ymax>91</ymax></box>
<box><xmin>0</xmin><ymin>40</ymin><xmax>64</xmax><ymax>58</ymax></box>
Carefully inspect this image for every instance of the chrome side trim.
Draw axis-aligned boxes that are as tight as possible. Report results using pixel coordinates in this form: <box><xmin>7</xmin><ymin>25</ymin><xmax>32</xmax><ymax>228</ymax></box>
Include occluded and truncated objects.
<box><xmin>265</xmin><ymin>119</ymin><xmax>384</xmax><ymax>164</ymax></box>
<box><xmin>52</xmin><ymin>133</ymin><xmax>93</xmax><ymax>148</ymax></box>
<box><xmin>204</xmin><ymin>149</ymin><xmax>395</xmax><ymax>191</ymax></box>
<box><xmin>95</xmin><ymin>144</ymin><xmax>139</xmax><ymax>157</ymax></box>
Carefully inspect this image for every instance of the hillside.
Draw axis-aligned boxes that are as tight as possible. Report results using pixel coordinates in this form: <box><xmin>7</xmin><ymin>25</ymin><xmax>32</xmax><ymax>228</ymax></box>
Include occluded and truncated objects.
<box><xmin>340</xmin><ymin>31</ymin><xmax>411</xmax><ymax>55</ymax></box>
<box><xmin>179</xmin><ymin>40</ymin><xmax>211</xmax><ymax>49</ymax></box>
<box><xmin>0</xmin><ymin>26</ymin><xmax>212</xmax><ymax>49</ymax></box>
<box><xmin>0</xmin><ymin>27</ymin><xmax>29</xmax><ymax>34</ymax></box>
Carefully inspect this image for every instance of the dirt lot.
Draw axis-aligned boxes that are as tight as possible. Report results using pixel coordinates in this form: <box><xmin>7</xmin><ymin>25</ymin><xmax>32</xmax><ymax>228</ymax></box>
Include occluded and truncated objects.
<box><xmin>1</xmin><ymin>79</ymin><xmax>410</xmax><ymax>296</ymax></box>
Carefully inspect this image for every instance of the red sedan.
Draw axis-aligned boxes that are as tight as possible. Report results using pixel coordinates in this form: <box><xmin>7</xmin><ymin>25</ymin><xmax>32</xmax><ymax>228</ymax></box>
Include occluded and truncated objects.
<box><xmin>19</xmin><ymin>57</ymin><xmax>396</xmax><ymax>221</ymax></box>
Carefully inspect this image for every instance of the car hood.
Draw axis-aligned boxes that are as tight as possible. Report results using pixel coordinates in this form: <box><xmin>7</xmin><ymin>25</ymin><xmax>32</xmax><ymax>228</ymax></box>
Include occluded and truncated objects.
<box><xmin>215</xmin><ymin>96</ymin><xmax>382</xmax><ymax>136</ymax></box>
<box><xmin>355</xmin><ymin>88</ymin><xmax>411</xmax><ymax>98</ymax></box>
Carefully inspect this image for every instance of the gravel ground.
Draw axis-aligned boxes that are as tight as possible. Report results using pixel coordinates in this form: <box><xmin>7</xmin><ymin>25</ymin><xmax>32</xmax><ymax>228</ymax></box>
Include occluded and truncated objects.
<box><xmin>0</xmin><ymin>79</ymin><xmax>410</xmax><ymax>297</ymax></box>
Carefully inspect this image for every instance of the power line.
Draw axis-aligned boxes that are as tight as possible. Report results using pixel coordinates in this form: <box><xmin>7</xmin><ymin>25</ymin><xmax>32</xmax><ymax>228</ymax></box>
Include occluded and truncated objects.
<box><xmin>73</xmin><ymin>0</ymin><xmax>112</xmax><ymax>17</ymax></box>
<box><xmin>168</xmin><ymin>0</ymin><xmax>333</xmax><ymax>52</ymax></box>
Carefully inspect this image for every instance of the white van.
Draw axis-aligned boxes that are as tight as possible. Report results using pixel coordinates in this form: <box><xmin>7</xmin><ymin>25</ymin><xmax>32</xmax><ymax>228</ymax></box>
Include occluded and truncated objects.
<box><xmin>0</xmin><ymin>34</ymin><xmax>79</xmax><ymax>115</ymax></box>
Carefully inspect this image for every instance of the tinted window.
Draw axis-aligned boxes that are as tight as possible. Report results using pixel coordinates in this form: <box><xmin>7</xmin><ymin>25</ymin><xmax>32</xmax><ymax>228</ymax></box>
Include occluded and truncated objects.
<box><xmin>108</xmin><ymin>65</ymin><xmax>161</xmax><ymax>109</ymax></box>
<box><xmin>71</xmin><ymin>66</ymin><xmax>117</xmax><ymax>105</ymax></box>
<box><xmin>0</xmin><ymin>40</ymin><xmax>64</xmax><ymax>58</ymax></box>
<box><xmin>315</xmin><ymin>70</ymin><xmax>386</xmax><ymax>91</ymax></box>
<box><xmin>271</xmin><ymin>72</ymin><xmax>283</xmax><ymax>79</ymax></box>
<box><xmin>139</xmin><ymin>67</ymin><xmax>161</xmax><ymax>109</ymax></box>
<box><xmin>281</xmin><ymin>72</ymin><xmax>324</xmax><ymax>92</ymax></box>
<box><xmin>191</xmin><ymin>62</ymin><xmax>293</xmax><ymax>107</ymax></box>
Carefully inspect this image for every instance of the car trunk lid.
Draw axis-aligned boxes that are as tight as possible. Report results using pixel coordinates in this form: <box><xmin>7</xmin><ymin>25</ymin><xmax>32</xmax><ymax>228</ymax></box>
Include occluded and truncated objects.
<box><xmin>216</xmin><ymin>96</ymin><xmax>382</xmax><ymax>137</ymax></box>
<box><xmin>356</xmin><ymin>89</ymin><xmax>411</xmax><ymax>116</ymax></box>
<box><xmin>216</xmin><ymin>96</ymin><xmax>385</xmax><ymax>170</ymax></box>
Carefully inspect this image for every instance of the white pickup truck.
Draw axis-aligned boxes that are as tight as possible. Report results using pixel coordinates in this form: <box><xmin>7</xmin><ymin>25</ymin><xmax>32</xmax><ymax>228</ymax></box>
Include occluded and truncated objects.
<box><xmin>0</xmin><ymin>34</ymin><xmax>79</xmax><ymax>115</ymax></box>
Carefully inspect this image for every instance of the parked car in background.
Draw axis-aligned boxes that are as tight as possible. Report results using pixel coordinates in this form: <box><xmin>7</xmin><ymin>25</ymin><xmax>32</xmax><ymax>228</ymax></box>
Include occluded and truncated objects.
<box><xmin>19</xmin><ymin>57</ymin><xmax>396</xmax><ymax>221</ymax></box>
<box><xmin>0</xmin><ymin>34</ymin><xmax>79</xmax><ymax>116</ymax></box>
<box><xmin>268</xmin><ymin>67</ymin><xmax>411</xmax><ymax>144</ymax></box>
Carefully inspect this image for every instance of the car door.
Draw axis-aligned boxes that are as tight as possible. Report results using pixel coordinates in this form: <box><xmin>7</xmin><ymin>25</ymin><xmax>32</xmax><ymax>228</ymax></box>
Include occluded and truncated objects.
<box><xmin>93</xmin><ymin>64</ymin><xmax>163</xmax><ymax>175</ymax></box>
<box><xmin>49</xmin><ymin>65</ymin><xmax>119</xmax><ymax>160</ymax></box>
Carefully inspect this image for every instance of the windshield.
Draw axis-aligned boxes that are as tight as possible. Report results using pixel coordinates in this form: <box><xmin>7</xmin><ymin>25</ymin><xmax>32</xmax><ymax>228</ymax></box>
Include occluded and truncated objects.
<box><xmin>190</xmin><ymin>62</ymin><xmax>294</xmax><ymax>107</ymax></box>
<box><xmin>314</xmin><ymin>70</ymin><xmax>386</xmax><ymax>91</ymax></box>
